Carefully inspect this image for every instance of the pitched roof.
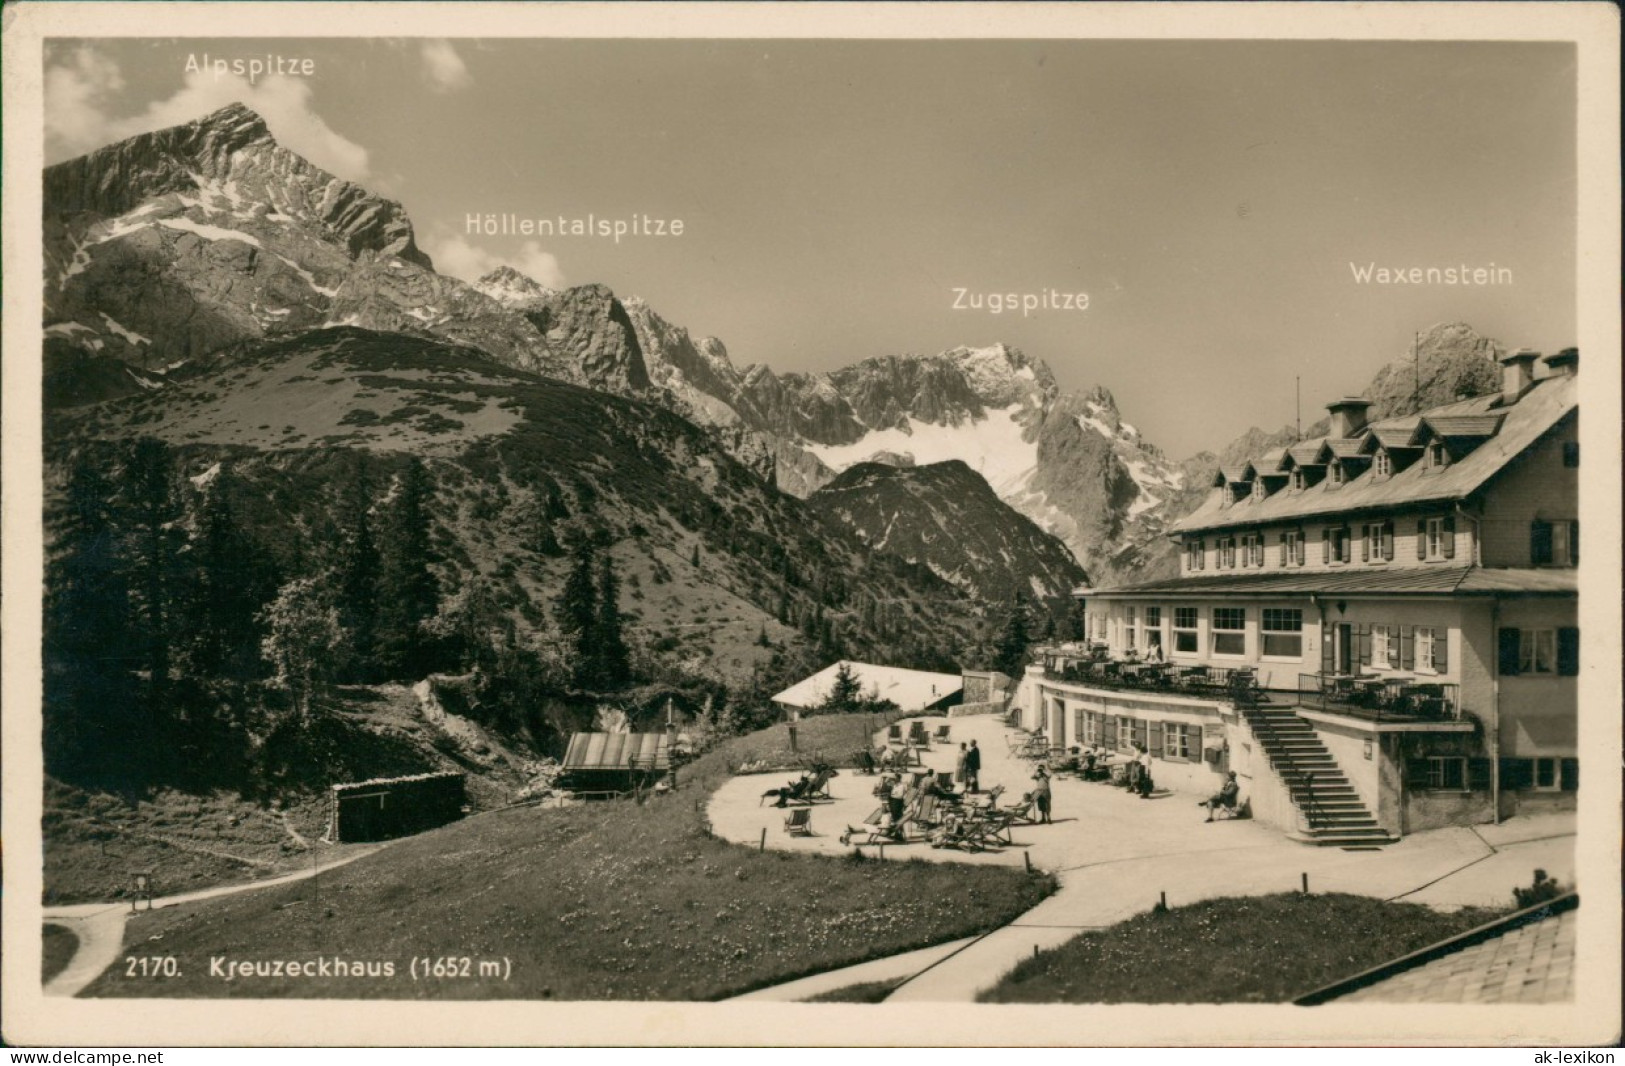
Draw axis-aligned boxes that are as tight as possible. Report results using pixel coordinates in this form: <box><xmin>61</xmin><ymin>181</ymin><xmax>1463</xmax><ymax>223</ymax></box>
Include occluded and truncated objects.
<box><xmin>1288</xmin><ymin>441</ymin><xmax>1328</xmax><ymax>466</ymax></box>
<box><xmin>1421</xmin><ymin>413</ymin><xmax>1504</xmax><ymax>439</ymax></box>
<box><xmin>1172</xmin><ymin>374</ymin><xmax>1576</xmax><ymax>534</ymax></box>
<box><xmin>1296</xmin><ymin>895</ymin><xmax>1577</xmax><ymax>1005</ymax></box>
<box><xmin>1365</xmin><ymin>422</ymin><xmax>1423</xmax><ymax>451</ymax></box>
<box><xmin>1085</xmin><ymin>566</ymin><xmax>1576</xmax><ymax>599</ymax></box>
<box><xmin>1324</xmin><ymin>438</ymin><xmax>1367</xmax><ymax>459</ymax></box>
<box><xmin>771</xmin><ymin>661</ymin><xmax>963</xmax><ymax>712</ymax></box>
<box><xmin>563</xmin><ymin>732</ymin><xmax>671</xmax><ymax>772</ymax></box>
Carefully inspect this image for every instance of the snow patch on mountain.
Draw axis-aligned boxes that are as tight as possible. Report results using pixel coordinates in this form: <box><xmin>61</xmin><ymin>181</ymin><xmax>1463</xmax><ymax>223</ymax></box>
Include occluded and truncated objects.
<box><xmin>804</xmin><ymin>403</ymin><xmax>1037</xmax><ymax>497</ymax></box>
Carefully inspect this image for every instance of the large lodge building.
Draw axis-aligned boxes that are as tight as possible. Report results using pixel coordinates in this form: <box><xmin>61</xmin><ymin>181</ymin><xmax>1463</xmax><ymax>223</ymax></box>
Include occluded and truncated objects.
<box><xmin>1016</xmin><ymin>347</ymin><xmax>1579</xmax><ymax>846</ymax></box>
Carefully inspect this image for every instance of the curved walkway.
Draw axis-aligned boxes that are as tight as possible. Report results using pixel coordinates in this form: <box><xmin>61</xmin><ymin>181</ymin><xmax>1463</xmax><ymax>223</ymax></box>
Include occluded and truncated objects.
<box><xmin>711</xmin><ymin>713</ymin><xmax>1575</xmax><ymax>1003</ymax></box>
<box><xmin>42</xmin><ymin>845</ymin><xmax>383</xmax><ymax>998</ymax></box>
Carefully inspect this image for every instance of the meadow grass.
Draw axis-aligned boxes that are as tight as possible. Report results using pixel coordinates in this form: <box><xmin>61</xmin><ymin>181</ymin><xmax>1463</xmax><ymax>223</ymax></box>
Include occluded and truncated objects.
<box><xmin>979</xmin><ymin>892</ymin><xmax>1505</xmax><ymax>1003</ymax></box>
<box><xmin>86</xmin><ymin>712</ymin><xmax>1053</xmax><ymax>1000</ymax></box>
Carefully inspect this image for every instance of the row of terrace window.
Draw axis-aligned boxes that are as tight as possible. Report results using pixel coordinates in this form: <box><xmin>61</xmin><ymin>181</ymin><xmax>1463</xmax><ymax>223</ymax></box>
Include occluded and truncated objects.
<box><xmin>1185</xmin><ymin>518</ymin><xmax>1579</xmax><ymax>571</ymax></box>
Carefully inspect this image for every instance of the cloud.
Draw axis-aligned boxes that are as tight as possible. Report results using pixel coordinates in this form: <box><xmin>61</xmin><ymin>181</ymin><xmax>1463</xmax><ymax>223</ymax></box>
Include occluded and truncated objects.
<box><xmin>420</xmin><ymin>40</ymin><xmax>473</xmax><ymax>94</ymax></box>
<box><xmin>44</xmin><ymin>44</ymin><xmax>371</xmax><ymax>182</ymax></box>
<box><xmin>424</xmin><ymin>233</ymin><xmax>567</xmax><ymax>290</ymax></box>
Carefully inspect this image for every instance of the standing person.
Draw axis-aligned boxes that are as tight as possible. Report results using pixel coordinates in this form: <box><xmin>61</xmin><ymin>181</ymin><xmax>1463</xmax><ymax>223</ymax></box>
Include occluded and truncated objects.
<box><xmin>885</xmin><ymin>774</ymin><xmax>908</xmax><ymax>836</ymax></box>
<box><xmin>1137</xmin><ymin>743</ymin><xmax>1155</xmax><ymax>798</ymax></box>
<box><xmin>1031</xmin><ymin>765</ymin><xmax>1053</xmax><ymax>824</ymax></box>
<box><xmin>954</xmin><ymin>743</ymin><xmax>969</xmax><ymax>788</ymax></box>
<box><xmin>965</xmin><ymin>739</ymin><xmax>982</xmax><ymax>794</ymax></box>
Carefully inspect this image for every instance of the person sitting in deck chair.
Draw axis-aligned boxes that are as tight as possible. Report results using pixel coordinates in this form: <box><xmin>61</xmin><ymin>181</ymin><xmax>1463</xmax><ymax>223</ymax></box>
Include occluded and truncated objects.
<box><xmin>855</xmin><ymin>747</ymin><xmax>877</xmax><ymax>775</ymax></box>
<box><xmin>1201</xmin><ymin>772</ymin><xmax>1241</xmax><ymax>821</ymax></box>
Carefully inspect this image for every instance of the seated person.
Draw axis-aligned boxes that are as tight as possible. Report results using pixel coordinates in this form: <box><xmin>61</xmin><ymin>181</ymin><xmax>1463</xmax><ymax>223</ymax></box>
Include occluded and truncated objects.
<box><xmin>855</xmin><ymin>747</ymin><xmax>877</xmax><ymax>775</ymax></box>
<box><xmin>1144</xmin><ymin>642</ymin><xmax>1165</xmax><ymax>664</ymax></box>
<box><xmin>1201</xmin><ymin>771</ymin><xmax>1241</xmax><ymax>820</ymax></box>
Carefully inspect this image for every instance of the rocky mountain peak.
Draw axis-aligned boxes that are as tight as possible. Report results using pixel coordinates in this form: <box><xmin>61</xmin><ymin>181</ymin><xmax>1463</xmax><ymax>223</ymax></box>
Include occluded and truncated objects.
<box><xmin>474</xmin><ymin>266</ymin><xmax>556</xmax><ymax>307</ymax></box>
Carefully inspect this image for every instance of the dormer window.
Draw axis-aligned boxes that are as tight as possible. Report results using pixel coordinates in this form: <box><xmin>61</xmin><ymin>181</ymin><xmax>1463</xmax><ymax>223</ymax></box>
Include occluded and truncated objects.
<box><xmin>1291</xmin><ymin>470</ymin><xmax>1306</xmax><ymax>491</ymax></box>
<box><xmin>1428</xmin><ymin>441</ymin><xmax>1448</xmax><ymax>469</ymax></box>
<box><xmin>1251</xmin><ymin>480</ymin><xmax>1267</xmax><ymax>501</ymax></box>
<box><xmin>1373</xmin><ymin>451</ymin><xmax>1393</xmax><ymax>478</ymax></box>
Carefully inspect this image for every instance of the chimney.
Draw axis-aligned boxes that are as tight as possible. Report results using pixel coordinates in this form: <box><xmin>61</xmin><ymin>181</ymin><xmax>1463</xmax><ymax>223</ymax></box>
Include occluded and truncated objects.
<box><xmin>1543</xmin><ymin>348</ymin><xmax>1578</xmax><ymax>378</ymax></box>
<box><xmin>1498</xmin><ymin>348</ymin><xmax>1540</xmax><ymax>404</ymax></box>
<box><xmin>1325</xmin><ymin>397</ymin><xmax>1374</xmax><ymax>438</ymax></box>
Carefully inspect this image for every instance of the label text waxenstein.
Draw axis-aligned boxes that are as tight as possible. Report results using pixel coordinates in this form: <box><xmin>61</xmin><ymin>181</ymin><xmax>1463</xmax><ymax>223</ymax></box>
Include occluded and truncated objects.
<box><xmin>467</xmin><ymin>213</ymin><xmax>684</xmax><ymax>242</ymax></box>
<box><xmin>1349</xmin><ymin>261</ymin><xmax>1513</xmax><ymax>285</ymax></box>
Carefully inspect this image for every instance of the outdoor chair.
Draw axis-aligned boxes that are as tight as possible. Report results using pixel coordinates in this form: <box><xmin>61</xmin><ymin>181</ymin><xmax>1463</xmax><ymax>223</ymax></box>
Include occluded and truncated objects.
<box><xmin>929</xmin><ymin>809</ymin><xmax>1000</xmax><ymax>852</ymax></box>
<box><xmin>887</xmin><ymin>723</ymin><xmax>904</xmax><ymax>745</ymax></box>
<box><xmin>1209</xmin><ymin>794</ymin><xmax>1248</xmax><ymax>821</ymax></box>
<box><xmin>783</xmin><ymin>808</ymin><xmax>814</xmax><ymax>836</ymax></box>
<box><xmin>908</xmin><ymin>722</ymin><xmax>931</xmax><ymax>748</ymax></box>
<box><xmin>934</xmin><ymin>724</ymin><xmax>951</xmax><ymax>744</ymax></box>
<box><xmin>780</xmin><ymin>765</ymin><xmax>838</xmax><ymax>806</ymax></box>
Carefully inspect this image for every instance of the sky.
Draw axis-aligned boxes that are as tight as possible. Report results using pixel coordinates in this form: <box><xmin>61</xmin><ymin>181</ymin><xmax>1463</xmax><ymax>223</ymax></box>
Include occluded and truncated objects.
<box><xmin>43</xmin><ymin>38</ymin><xmax>1577</xmax><ymax>457</ymax></box>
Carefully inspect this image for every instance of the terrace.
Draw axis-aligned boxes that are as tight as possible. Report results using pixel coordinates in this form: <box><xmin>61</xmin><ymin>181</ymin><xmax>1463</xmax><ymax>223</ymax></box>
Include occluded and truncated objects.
<box><xmin>1035</xmin><ymin>647</ymin><xmax>1466</xmax><ymax>725</ymax></box>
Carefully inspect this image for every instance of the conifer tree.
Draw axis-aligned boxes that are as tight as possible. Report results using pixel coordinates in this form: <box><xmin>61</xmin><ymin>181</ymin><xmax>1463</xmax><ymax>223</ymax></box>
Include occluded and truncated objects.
<box><xmin>375</xmin><ymin>458</ymin><xmax>440</xmax><ymax>678</ymax></box>
<box><xmin>121</xmin><ymin>438</ymin><xmax>185</xmax><ymax>718</ymax></box>
<box><xmin>185</xmin><ymin>465</ymin><xmax>278</xmax><ymax>679</ymax></box>
<box><xmin>592</xmin><ymin>555</ymin><xmax>631</xmax><ymax>690</ymax></box>
<box><xmin>994</xmin><ymin>598</ymin><xmax>1033</xmax><ymax>679</ymax></box>
<box><xmin>334</xmin><ymin>464</ymin><xmax>381</xmax><ymax>679</ymax></box>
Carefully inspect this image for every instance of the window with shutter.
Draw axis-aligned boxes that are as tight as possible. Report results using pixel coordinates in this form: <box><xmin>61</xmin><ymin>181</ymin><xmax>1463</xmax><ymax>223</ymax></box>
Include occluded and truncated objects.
<box><xmin>1498</xmin><ymin>628</ymin><xmax>1521</xmax><ymax>675</ymax></box>
<box><xmin>1557</xmin><ymin>627</ymin><xmax>1580</xmax><ymax>676</ymax></box>
<box><xmin>1416</xmin><ymin>519</ymin><xmax>1427</xmax><ymax>558</ymax></box>
<box><xmin>1149</xmin><ymin>723</ymin><xmax>1164</xmax><ymax>759</ymax></box>
<box><xmin>1531</xmin><ymin>520</ymin><xmax>1553</xmax><ymax>566</ymax></box>
<box><xmin>1498</xmin><ymin>758</ymin><xmax>1534</xmax><ymax>791</ymax></box>
<box><xmin>1382</xmin><ymin>521</ymin><xmax>1395</xmax><ymax>561</ymax></box>
<box><xmin>1570</xmin><ymin>521</ymin><xmax>1580</xmax><ymax>565</ymax></box>
<box><xmin>1398</xmin><ymin>625</ymin><xmax>1413</xmax><ymax>671</ymax></box>
<box><xmin>1434</xmin><ymin>629</ymin><xmax>1449</xmax><ymax>673</ymax></box>
<box><xmin>1442</xmin><ymin>517</ymin><xmax>1456</xmax><ymax>558</ymax></box>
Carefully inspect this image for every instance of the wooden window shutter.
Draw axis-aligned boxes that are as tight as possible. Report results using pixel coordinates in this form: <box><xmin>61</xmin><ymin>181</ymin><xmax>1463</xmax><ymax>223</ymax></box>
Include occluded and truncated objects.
<box><xmin>1499</xmin><ymin>758</ymin><xmax>1534</xmax><ymax>791</ymax></box>
<box><xmin>1382</xmin><ymin>521</ymin><xmax>1395</xmax><ymax>561</ymax></box>
<box><xmin>1557</xmin><ymin>627</ymin><xmax>1580</xmax><ymax>676</ymax></box>
<box><xmin>1498</xmin><ymin>628</ymin><xmax>1521</xmax><ymax>675</ymax></box>
<box><xmin>1278</xmin><ymin>534</ymin><xmax>1287</xmax><ymax>566</ymax></box>
<box><xmin>1530</xmin><ymin>520</ymin><xmax>1553</xmax><ymax>566</ymax></box>
<box><xmin>1398</xmin><ymin>625</ymin><xmax>1413</xmax><ymax>671</ymax></box>
<box><xmin>1560</xmin><ymin>758</ymin><xmax>1579</xmax><ymax>791</ymax></box>
<box><xmin>1442</xmin><ymin>516</ymin><xmax>1456</xmax><ymax>559</ymax></box>
<box><xmin>1467</xmin><ymin>758</ymin><xmax>1492</xmax><ymax>791</ymax></box>
<box><xmin>1321</xmin><ymin>627</ymin><xmax>1335</xmax><ymax>672</ymax></box>
<box><xmin>1416</xmin><ymin>519</ymin><xmax>1427</xmax><ymax>557</ymax></box>
<box><xmin>1361</xmin><ymin>526</ymin><xmax>1371</xmax><ymax>562</ymax></box>
<box><xmin>1199</xmin><ymin>539</ymin><xmax>1206</xmax><ymax>569</ymax></box>
<box><xmin>1253</xmin><ymin>537</ymin><xmax>1263</xmax><ymax>568</ymax></box>
<box><xmin>1434</xmin><ymin>630</ymin><xmax>1449</xmax><ymax>673</ymax></box>
<box><xmin>1149</xmin><ymin>722</ymin><xmax>1164</xmax><ymax>759</ymax></box>
<box><xmin>1322</xmin><ymin>527</ymin><xmax>1331</xmax><ymax>562</ymax></box>
<box><xmin>1570</xmin><ymin>521</ymin><xmax>1580</xmax><ymax>565</ymax></box>
<box><xmin>1356</xmin><ymin>626</ymin><xmax>1372</xmax><ymax>667</ymax></box>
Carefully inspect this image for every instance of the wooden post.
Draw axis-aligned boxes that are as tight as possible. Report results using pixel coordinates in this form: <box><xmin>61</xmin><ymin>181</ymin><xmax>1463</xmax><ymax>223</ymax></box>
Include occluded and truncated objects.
<box><xmin>1024</xmin><ymin>852</ymin><xmax>1033</xmax><ymax>874</ymax></box>
<box><xmin>759</xmin><ymin>827</ymin><xmax>767</xmax><ymax>852</ymax></box>
<box><xmin>1160</xmin><ymin>891</ymin><xmax>1167</xmax><ymax>910</ymax></box>
<box><xmin>1301</xmin><ymin>872</ymin><xmax>1309</xmax><ymax>894</ymax></box>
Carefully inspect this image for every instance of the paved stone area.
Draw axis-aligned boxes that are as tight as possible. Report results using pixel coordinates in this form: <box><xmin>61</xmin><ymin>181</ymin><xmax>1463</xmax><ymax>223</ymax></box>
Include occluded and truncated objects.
<box><xmin>1337</xmin><ymin>907</ymin><xmax>1576</xmax><ymax>1003</ymax></box>
<box><xmin>711</xmin><ymin>712</ymin><xmax>1576</xmax><ymax>1002</ymax></box>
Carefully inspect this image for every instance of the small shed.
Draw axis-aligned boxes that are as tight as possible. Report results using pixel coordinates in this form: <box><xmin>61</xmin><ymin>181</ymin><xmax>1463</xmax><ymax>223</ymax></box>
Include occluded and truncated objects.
<box><xmin>329</xmin><ymin>771</ymin><xmax>467</xmax><ymax>843</ymax></box>
<box><xmin>771</xmin><ymin>661</ymin><xmax>963</xmax><ymax>716</ymax></box>
<box><xmin>557</xmin><ymin>732</ymin><xmax>671</xmax><ymax>797</ymax></box>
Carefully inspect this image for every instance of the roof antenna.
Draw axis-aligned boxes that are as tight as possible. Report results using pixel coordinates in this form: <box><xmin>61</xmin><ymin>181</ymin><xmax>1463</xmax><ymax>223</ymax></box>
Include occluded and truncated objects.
<box><xmin>1295</xmin><ymin>375</ymin><xmax>1301</xmax><ymax>441</ymax></box>
<box><xmin>1413</xmin><ymin>330</ymin><xmax>1421</xmax><ymax>415</ymax></box>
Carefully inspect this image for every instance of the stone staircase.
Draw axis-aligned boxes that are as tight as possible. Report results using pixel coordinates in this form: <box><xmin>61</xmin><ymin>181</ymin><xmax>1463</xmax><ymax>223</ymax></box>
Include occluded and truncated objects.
<box><xmin>1241</xmin><ymin>706</ymin><xmax>1396</xmax><ymax>848</ymax></box>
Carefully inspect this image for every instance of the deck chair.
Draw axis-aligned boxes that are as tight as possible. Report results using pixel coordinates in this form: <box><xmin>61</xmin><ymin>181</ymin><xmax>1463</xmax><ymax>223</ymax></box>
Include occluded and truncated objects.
<box><xmin>785</xmin><ymin>766</ymin><xmax>837</xmax><ymax>805</ymax></box>
<box><xmin>840</xmin><ymin>807</ymin><xmax>914</xmax><ymax>847</ymax></box>
<box><xmin>783</xmin><ymin>808</ymin><xmax>814</xmax><ymax>836</ymax></box>
<box><xmin>934</xmin><ymin>724</ymin><xmax>952</xmax><ymax>744</ymax></box>
<box><xmin>1209</xmin><ymin>793</ymin><xmax>1248</xmax><ymax>821</ymax></box>
<box><xmin>908</xmin><ymin>722</ymin><xmax>931</xmax><ymax>748</ymax></box>
<box><xmin>929</xmin><ymin>809</ymin><xmax>992</xmax><ymax>852</ymax></box>
<box><xmin>886</xmin><ymin>723</ymin><xmax>904</xmax><ymax>744</ymax></box>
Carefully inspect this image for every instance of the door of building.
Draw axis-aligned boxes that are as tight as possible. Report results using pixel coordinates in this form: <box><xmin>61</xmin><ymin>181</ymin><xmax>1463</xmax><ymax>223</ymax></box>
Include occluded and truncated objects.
<box><xmin>1333</xmin><ymin>623</ymin><xmax>1353</xmax><ymax>674</ymax></box>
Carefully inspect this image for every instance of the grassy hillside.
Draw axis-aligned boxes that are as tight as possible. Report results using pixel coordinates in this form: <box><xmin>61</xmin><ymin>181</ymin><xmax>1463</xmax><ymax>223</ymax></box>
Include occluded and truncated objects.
<box><xmin>981</xmin><ymin>893</ymin><xmax>1505</xmax><ymax>1004</ymax></box>
<box><xmin>85</xmin><ymin>714</ymin><xmax>1055</xmax><ymax>1001</ymax></box>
